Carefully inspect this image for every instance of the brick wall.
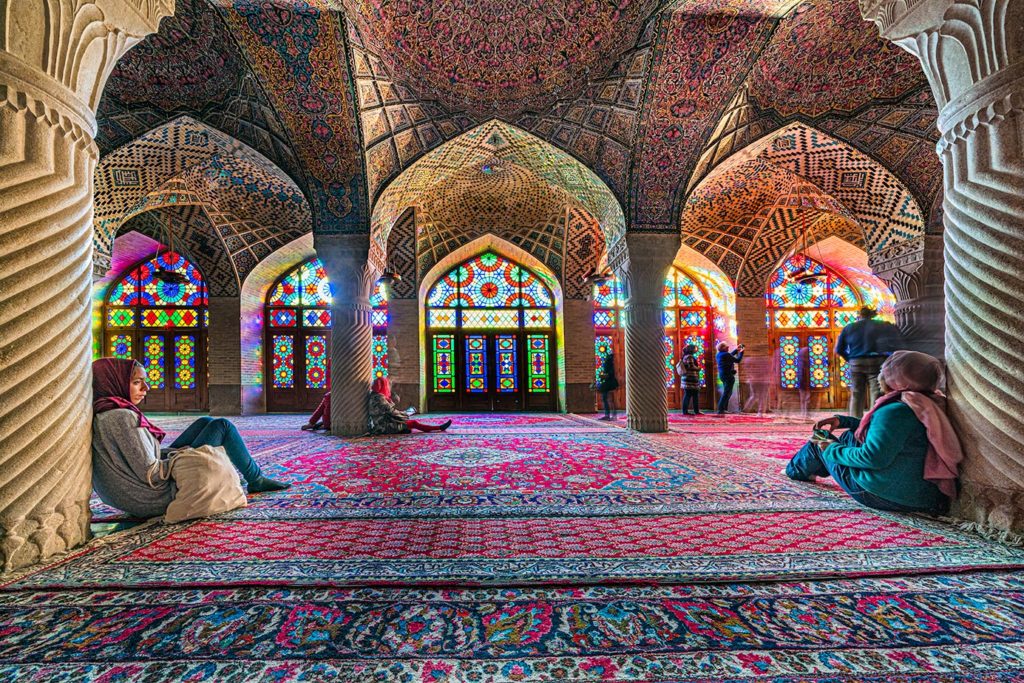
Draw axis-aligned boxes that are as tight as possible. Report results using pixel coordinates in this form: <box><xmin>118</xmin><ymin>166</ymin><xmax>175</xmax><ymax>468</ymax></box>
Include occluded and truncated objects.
<box><xmin>387</xmin><ymin>299</ymin><xmax>422</xmax><ymax>410</ymax></box>
<box><xmin>207</xmin><ymin>296</ymin><xmax>242</xmax><ymax>415</ymax></box>
<box><xmin>734</xmin><ymin>295</ymin><xmax>772</xmax><ymax>411</ymax></box>
<box><xmin>563</xmin><ymin>298</ymin><xmax>597</xmax><ymax>412</ymax></box>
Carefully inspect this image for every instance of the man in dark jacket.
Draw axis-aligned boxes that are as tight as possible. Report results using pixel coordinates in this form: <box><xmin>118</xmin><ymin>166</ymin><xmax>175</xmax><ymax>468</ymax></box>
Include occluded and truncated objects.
<box><xmin>715</xmin><ymin>342</ymin><xmax>745</xmax><ymax>415</ymax></box>
<box><xmin>835</xmin><ymin>306</ymin><xmax>904</xmax><ymax>417</ymax></box>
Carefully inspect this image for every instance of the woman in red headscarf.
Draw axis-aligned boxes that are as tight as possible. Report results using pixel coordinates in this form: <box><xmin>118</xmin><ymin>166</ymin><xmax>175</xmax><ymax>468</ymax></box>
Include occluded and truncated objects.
<box><xmin>91</xmin><ymin>358</ymin><xmax>288</xmax><ymax>518</ymax></box>
<box><xmin>368</xmin><ymin>376</ymin><xmax>451</xmax><ymax>435</ymax></box>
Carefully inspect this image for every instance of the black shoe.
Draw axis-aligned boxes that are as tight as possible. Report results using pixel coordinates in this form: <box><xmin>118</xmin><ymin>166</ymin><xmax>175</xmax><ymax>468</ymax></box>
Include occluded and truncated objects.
<box><xmin>439</xmin><ymin>419</ymin><xmax>453</xmax><ymax>432</ymax></box>
<box><xmin>248</xmin><ymin>476</ymin><xmax>290</xmax><ymax>493</ymax></box>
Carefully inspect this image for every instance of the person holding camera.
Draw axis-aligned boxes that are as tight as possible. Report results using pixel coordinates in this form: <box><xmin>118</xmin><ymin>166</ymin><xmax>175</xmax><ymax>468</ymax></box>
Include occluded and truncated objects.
<box><xmin>784</xmin><ymin>351</ymin><xmax>960</xmax><ymax>514</ymax></box>
<box><xmin>714</xmin><ymin>342</ymin><xmax>745</xmax><ymax>415</ymax></box>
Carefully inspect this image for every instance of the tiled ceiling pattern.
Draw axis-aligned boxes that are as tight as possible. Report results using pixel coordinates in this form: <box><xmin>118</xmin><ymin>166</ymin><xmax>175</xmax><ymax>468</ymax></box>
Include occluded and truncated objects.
<box><xmin>95</xmin><ymin>0</ymin><xmax>301</xmax><ymax>184</ymax></box>
<box><xmin>348</xmin><ymin>20</ymin><xmax>476</xmax><ymax>203</ymax></box>
<box><xmin>342</xmin><ymin>0</ymin><xmax>663</xmax><ymax>120</ymax></box>
<box><xmin>371</xmin><ymin>121</ymin><xmax>626</xmax><ymax>270</ymax></box>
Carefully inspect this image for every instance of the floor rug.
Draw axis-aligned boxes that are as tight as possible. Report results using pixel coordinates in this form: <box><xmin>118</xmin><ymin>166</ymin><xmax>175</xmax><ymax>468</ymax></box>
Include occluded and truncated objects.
<box><xmin>10</xmin><ymin>507</ymin><xmax>1024</xmax><ymax>589</ymax></box>
<box><xmin>93</xmin><ymin>429</ymin><xmax>856</xmax><ymax>522</ymax></box>
<box><xmin>2</xmin><ymin>572</ymin><xmax>1023</xmax><ymax>681</ymax></box>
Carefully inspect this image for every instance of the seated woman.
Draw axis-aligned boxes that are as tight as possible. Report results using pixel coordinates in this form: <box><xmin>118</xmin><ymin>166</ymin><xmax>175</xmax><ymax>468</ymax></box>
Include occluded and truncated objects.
<box><xmin>91</xmin><ymin>358</ymin><xmax>288</xmax><ymax>519</ymax></box>
<box><xmin>368</xmin><ymin>377</ymin><xmax>451</xmax><ymax>435</ymax></box>
<box><xmin>301</xmin><ymin>359</ymin><xmax>330</xmax><ymax>431</ymax></box>
<box><xmin>785</xmin><ymin>350</ymin><xmax>962</xmax><ymax>515</ymax></box>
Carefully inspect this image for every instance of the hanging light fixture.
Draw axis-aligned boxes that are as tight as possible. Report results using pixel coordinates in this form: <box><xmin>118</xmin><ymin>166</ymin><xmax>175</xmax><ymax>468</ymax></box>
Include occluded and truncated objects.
<box><xmin>582</xmin><ymin>266</ymin><xmax>612</xmax><ymax>287</ymax></box>
<box><xmin>153</xmin><ymin>213</ymin><xmax>189</xmax><ymax>286</ymax></box>
<box><xmin>786</xmin><ymin>207</ymin><xmax>825</xmax><ymax>285</ymax></box>
<box><xmin>378</xmin><ymin>269</ymin><xmax>403</xmax><ymax>288</ymax></box>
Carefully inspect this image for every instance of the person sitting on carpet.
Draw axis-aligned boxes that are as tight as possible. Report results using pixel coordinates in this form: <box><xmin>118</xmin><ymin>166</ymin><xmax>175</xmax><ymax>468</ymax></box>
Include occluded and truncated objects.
<box><xmin>91</xmin><ymin>358</ymin><xmax>289</xmax><ymax>518</ymax></box>
<box><xmin>368</xmin><ymin>377</ymin><xmax>451</xmax><ymax>435</ymax></box>
<box><xmin>301</xmin><ymin>359</ymin><xmax>331</xmax><ymax>431</ymax></box>
<box><xmin>785</xmin><ymin>350</ymin><xmax>962</xmax><ymax>515</ymax></box>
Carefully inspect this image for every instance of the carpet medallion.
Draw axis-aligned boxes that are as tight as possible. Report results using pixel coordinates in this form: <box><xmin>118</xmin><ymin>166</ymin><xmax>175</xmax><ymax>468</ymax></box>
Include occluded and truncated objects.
<box><xmin>1</xmin><ymin>573</ymin><xmax>1022</xmax><ymax>680</ymax></box>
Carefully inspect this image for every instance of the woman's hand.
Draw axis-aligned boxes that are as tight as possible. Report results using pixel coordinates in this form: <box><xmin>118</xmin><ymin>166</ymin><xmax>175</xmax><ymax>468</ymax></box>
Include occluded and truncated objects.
<box><xmin>814</xmin><ymin>416</ymin><xmax>840</xmax><ymax>432</ymax></box>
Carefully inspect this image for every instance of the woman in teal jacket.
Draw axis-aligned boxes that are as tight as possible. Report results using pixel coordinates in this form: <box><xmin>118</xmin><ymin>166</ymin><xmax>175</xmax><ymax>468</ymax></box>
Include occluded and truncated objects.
<box><xmin>786</xmin><ymin>351</ymin><xmax>962</xmax><ymax>514</ymax></box>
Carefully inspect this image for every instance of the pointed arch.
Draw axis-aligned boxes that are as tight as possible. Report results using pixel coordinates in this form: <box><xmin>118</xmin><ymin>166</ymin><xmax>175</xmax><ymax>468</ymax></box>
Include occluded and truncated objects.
<box><xmin>371</xmin><ymin>120</ymin><xmax>626</xmax><ymax>277</ymax></box>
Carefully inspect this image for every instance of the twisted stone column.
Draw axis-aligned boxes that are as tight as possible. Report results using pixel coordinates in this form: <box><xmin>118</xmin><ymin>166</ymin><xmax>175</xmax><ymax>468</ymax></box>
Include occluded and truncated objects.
<box><xmin>0</xmin><ymin>0</ymin><xmax>172</xmax><ymax>571</ymax></box>
<box><xmin>316</xmin><ymin>235</ymin><xmax>376</xmax><ymax>436</ymax></box>
<box><xmin>619</xmin><ymin>233</ymin><xmax>680</xmax><ymax>432</ymax></box>
<box><xmin>862</xmin><ymin>0</ymin><xmax>1024</xmax><ymax>529</ymax></box>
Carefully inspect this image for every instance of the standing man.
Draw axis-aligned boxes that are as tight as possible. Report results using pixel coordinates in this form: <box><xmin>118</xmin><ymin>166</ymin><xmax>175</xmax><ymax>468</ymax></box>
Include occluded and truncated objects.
<box><xmin>835</xmin><ymin>306</ymin><xmax>904</xmax><ymax>417</ymax></box>
<box><xmin>715</xmin><ymin>342</ymin><xmax>745</xmax><ymax>415</ymax></box>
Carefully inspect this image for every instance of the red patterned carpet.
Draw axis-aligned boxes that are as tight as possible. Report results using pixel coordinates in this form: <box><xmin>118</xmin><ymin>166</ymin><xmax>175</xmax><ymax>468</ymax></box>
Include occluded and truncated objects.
<box><xmin>7</xmin><ymin>413</ymin><xmax>1024</xmax><ymax>680</ymax></box>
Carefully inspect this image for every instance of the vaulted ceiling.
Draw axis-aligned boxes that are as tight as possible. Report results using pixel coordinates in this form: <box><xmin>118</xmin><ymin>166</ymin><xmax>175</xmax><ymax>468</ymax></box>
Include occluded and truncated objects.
<box><xmin>96</xmin><ymin>0</ymin><xmax>943</xmax><ymax>263</ymax></box>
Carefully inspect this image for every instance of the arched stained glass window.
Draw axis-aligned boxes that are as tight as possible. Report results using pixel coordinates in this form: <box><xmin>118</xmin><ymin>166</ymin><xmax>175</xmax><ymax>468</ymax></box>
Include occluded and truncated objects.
<box><xmin>103</xmin><ymin>251</ymin><xmax>208</xmax><ymax>411</ymax></box>
<box><xmin>265</xmin><ymin>257</ymin><xmax>388</xmax><ymax>411</ymax></box>
<box><xmin>662</xmin><ymin>267</ymin><xmax>715</xmax><ymax>392</ymax></box>
<box><xmin>425</xmin><ymin>251</ymin><xmax>556</xmax><ymax>412</ymax></box>
<box><xmin>766</xmin><ymin>253</ymin><xmax>896</xmax><ymax>405</ymax></box>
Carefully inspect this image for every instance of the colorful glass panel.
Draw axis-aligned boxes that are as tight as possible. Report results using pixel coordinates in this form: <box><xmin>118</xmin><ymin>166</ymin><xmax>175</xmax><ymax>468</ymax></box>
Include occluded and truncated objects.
<box><xmin>268</xmin><ymin>271</ymin><xmax>302</xmax><ymax>306</ymax></box>
<box><xmin>272</xmin><ymin>335</ymin><xmax>294</xmax><ymax>389</ymax></box>
<box><xmin>142</xmin><ymin>335</ymin><xmax>165</xmax><ymax>389</ymax></box>
<box><xmin>593</xmin><ymin>309</ymin><xmax>616</xmax><ymax>328</ymax></box>
<box><xmin>663</xmin><ymin>335</ymin><xmax>675</xmax><ymax>388</ymax></box>
<box><xmin>828</xmin><ymin>277</ymin><xmax>859</xmax><ymax>307</ymax></box>
<box><xmin>663</xmin><ymin>310</ymin><xmax>675</xmax><ymax>327</ymax></box>
<box><xmin>369</xmin><ymin>280</ymin><xmax>388</xmax><ymax>308</ymax></box>
<box><xmin>839</xmin><ymin>355</ymin><xmax>851</xmax><ymax>388</ymax></box>
<box><xmin>595</xmin><ymin>335</ymin><xmax>613</xmax><ymax>383</ymax></box>
<box><xmin>140</xmin><ymin>309</ymin><xmax>201</xmax><ymax>328</ymax></box>
<box><xmin>522</xmin><ymin>309</ymin><xmax>551</xmax><ymax>328</ymax></box>
<box><xmin>496</xmin><ymin>335</ymin><xmax>518</xmax><ymax>392</ymax></box>
<box><xmin>779</xmin><ymin>335</ymin><xmax>799</xmax><ymax>389</ymax></box>
<box><xmin>428</xmin><ymin>309</ymin><xmax>457</xmax><ymax>328</ymax></box>
<box><xmin>516</xmin><ymin>271</ymin><xmax>554</xmax><ymax>307</ymax></box>
<box><xmin>371</xmin><ymin>309</ymin><xmax>388</xmax><ymax>329</ymax></box>
<box><xmin>109</xmin><ymin>334</ymin><xmax>132</xmax><ymax>360</ymax></box>
<box><xmin>464</xmin><ymin>335</ymin><xmax>488</xmax><ymax>392</ymax></box>
<box><xmin>834</xmin><ymin>310</ymin><xmax>858</xmax><ymax>327</ymax></box>
<box><xmin>304</xmin><ymin>309</ymin><xmax>332</xmax><ymax>328</ymax></box>
<box><xmin>372</xmin><ymin>335</ymin><xmax>388</xmax><ymax>378</ymax></box>
<box><xmin>593</xmin><ymin>277</ymin><xmax>623</xmax><ymax>308</ymax></box>
<box><xmin>173</xmin><ymin>335</ymin><xmax>196</xmax><ymax>389</ymax></box>
<box><xmin>683</xmin><ymin>333</ymin><xmax>707</xmax><ymax>388</ymax></box>
<box><xmin>107</xmin><ymin>308</ymin><xmax>134</xmax><ymax>327</ymax></box>
<box><xmin>773</xmin><ymin>310</ymin><xmax>830</xmax><ymax>329</ymax></box>
<box><xmin>527</xmin><ymin>334</ymin><xmax>550</xmax><ymax>392</ymax></box>
<box><xmin>304</xmin><ymin>335</ymin><xmax>328</xmax><ymax>389</ymax></box>
<box><xmin>680</xmin><ymin>310</ymin><xmax>707</xmax><ymax>327</ymax></box>
<box><xmin>462</xmin><ymin>309</ymin><xmax>520</xmax><ymax>328</ymax></box>
<box><xmin>426</xmin><ymin>252</ymin><xmax>553</xmax><ymax>310</ymax></box>
<box><xmin>299</xmin><ymin>260</ymin><xmax>332</xmax><ymax>307</ymax></box>
<box><xmin>432</xmin><ymin>335</ymin><xmax>455</xmax><ymax>393</ymax></box>
<box><xmin>270</xmin><ymin>309</ymin><xmax>297</xmax><ymax>327</ymax></box>
<box><xmin>766</xmin><ymin>255</ymin><xmax>829</xmax><ymax>308</ymax></box>
<box><xmin>675</xmin><ymin>271</ymin><xmax>708</xmax><ymax>307</ymax></box>
<box><xmin>808</xmin><ymin>335</ymin><xmax>831</xmax><ymax>388</ymax></box>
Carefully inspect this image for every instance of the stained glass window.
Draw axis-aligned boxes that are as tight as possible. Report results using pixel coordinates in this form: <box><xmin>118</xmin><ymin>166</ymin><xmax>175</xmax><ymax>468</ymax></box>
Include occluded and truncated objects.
<box><xmin>683</xmin><ymin>333</ymin><xmax>708</xmax><ymax>388</ymax></box>
<box><xmin>305</xmin><ymin>335</ymin><xmax>328</xmax><ymax>389</ymax></box>
<box><xmin>766</xmin><ymin>253</ymin><xmax>895</xmax><ymax>395</ymax></box>
<box><xmin>595</xmin><ymin>335</ymin><xmax>613</xmax><ymax>384</ymax></box>
<box><xmin>663</xmin><ymin>335</ymin><xmax>675</xmax><ymax>388</ymax></box>
<box><xmin>142</xmin><ymin>335</ymin><xmax>165</xmax><ymax>389</ymax></box>
<box><xmin>174</xmin><ymin>335</ymin><xmax>196</xmax><ymax>389</ymax></box>
<box><xmin>426</xmin><ymin>252</ymin><xmax>554</xmax><ymax>312</ymax></box>
<box><xmin>465</xmin><ymin>335</ymin><xmax>488</xmax><ymax>392</ymax></box>
<box><xmin>272</xmin><ymin>335</ymin><xmax>294</xmax><ymax>389</ymax></box>
<box><xmin>660</xmin><ymin>266</ymin><xmax>718</xmax><ymax>395</ymax></box>
<box><xmin>102</xmin><ymin>251</ymin><xmax>207</xmax><ymax>406</ymax></box>
<box><xmin>372</xmin><ymin>335</ymin><xmax>388</xmax><ymax>379</ymax></box>
<box><xmin>432</xmin><ymin>335</ymin><xmax>455</xmax><ymax>393</ymax></box>
<box><xmin>527</xmin><ymin>335</ymin><xmax>549</xmax><ymax>392</ymax></box>
<box><xmin>496</xmin><ymin>335</ymin><xmax>518</xmax><ymax>392</ymax></box>
<box><xmin>664</xmin><ymin>269</ymin><xmax>709</xmax><ymax>308</ymax></box>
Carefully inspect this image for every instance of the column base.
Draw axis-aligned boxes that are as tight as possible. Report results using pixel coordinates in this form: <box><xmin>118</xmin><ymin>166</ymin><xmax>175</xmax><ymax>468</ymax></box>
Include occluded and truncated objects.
<box><xmin>627</xmin><ymin>414</ymin><xmax>668</xmax><ymax>433</ymax></box>
<box><xmin>955</xmin><ymin>481</ymin><xmax>1024</xmax><ymax>533</ymax></box>
<box><xmin>331</xmin><ymin>420</ymin><xmax>370</xmax><ymax>437</ymax></box>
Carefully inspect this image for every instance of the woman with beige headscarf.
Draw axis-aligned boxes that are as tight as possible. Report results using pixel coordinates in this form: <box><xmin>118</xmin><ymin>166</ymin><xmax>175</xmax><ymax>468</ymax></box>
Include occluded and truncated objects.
<box><xmin>785</xmin><ymin>350</ymin><xmax>962</xmax><ymax>514</ymax></box>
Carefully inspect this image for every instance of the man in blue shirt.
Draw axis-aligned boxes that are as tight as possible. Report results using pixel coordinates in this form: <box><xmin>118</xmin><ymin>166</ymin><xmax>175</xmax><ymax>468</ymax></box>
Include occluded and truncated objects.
<box><xmin>835</xmin><ymin>306</ymin><xmax>904</xmax><ymax>417</ymax></box>
<box><xmin>715</xmin><ymin>342</ymin><xmax>745</xmax><ymax>414</ymax></box>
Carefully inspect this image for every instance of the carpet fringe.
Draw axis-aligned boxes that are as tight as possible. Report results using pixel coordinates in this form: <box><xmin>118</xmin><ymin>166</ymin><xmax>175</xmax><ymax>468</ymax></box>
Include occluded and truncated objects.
<box><xmin>939</xmin><ymin>517</ymin><xmax>1024</xmax><ymax>548</ymax></box>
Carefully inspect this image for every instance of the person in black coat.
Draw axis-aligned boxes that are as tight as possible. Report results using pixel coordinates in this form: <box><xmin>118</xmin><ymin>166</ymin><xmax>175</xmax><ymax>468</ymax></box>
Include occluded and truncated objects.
<box><xmin>715</xmin><ymin>342</ymin><xmax>745</xmax><ymax>415</ymax></box>
<box><xmin>597</xmin><ymin>352</ymin><xmax>620</xmax><ymax>420</ymax></box>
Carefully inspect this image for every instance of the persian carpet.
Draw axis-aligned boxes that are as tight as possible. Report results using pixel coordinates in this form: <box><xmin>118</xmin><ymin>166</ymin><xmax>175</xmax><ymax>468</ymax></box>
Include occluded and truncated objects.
<box><xmin>13</xmin><ymin>506</ymin><xmax>1024</xmax><ymax>589</ymax></box>
<box><xmin>2</xmin><ymin>572</ymin><xmax>1023</xmax><ymax>681</ymax></box>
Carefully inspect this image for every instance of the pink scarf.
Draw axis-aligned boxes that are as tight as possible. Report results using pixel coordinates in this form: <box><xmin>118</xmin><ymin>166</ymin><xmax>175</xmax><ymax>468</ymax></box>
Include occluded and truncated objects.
<box><xmin>855</xmin><ymin>389</ymin><xmax>963</xmax><ymax>498</ymax></box>
<box><xmin>93</xmin><ymin>358</ymin><xmax>166</xmax><ymax>443</ymax></box>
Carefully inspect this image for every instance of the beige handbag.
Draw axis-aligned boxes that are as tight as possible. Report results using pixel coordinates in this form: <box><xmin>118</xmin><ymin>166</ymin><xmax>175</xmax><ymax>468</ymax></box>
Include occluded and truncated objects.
<box><xmin>149</xmin><ymin>445</ymin><xmax>247</xmax><ymax>523</ymax></box>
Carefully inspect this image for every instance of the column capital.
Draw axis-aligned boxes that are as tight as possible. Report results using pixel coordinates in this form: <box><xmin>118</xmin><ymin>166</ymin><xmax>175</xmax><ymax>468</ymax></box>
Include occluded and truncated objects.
<box><xmin>314</xmin><ymin>233</ymin><xmax>376</xmax><ymax>302</ymax></box>
<box><xmin>616</xmin><ymin>233</ymin><xmax>680</xmax><ymax>304</ymax></box>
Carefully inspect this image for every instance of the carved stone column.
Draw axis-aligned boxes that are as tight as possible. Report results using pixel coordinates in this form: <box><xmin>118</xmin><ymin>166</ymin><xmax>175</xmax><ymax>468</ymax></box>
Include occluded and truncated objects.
<box><xmin>0</xmin><ymin>0</ymin><xmax>172</xmax><ymax>571</ymax></box>
<box><xmin>616</xmin><ymin>233</ymin><xmax>679</xmax><ymax>432</ymax></box>
<box><xmin>315</xmin><ymin>234</ymin><xmax>376</xmax><ymax>436</ymax></box>
<box><xmin>862</xmin><ymin>0</ymin><xmax>1024</xmax><ymax>530</ymax></box>
<box><xmin>869</xmin><ymin>234</ymin><xmax>947</xmax><ymax>359</ymax></box>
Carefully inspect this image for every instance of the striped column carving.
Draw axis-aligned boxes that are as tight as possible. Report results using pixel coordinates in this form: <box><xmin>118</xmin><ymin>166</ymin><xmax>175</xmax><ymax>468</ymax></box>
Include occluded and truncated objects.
<box><xmin>316</xmin><ymin>235</ymin><xmax>376</xmax><ymax>437</ymax></box>
<box><xmin>861</xmin><ymin>0</ymin><xmax>1024</xmax><ymax>529</ymax></box>
<box><xmin>620</xmin><ymin>233</ymin><xmax>680</xmax><ymax>433</ymax></box>
<box><xmin>0</xmin><ymin>0</ymin><xmax>173</xmax><ymax>572</ymax></box>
